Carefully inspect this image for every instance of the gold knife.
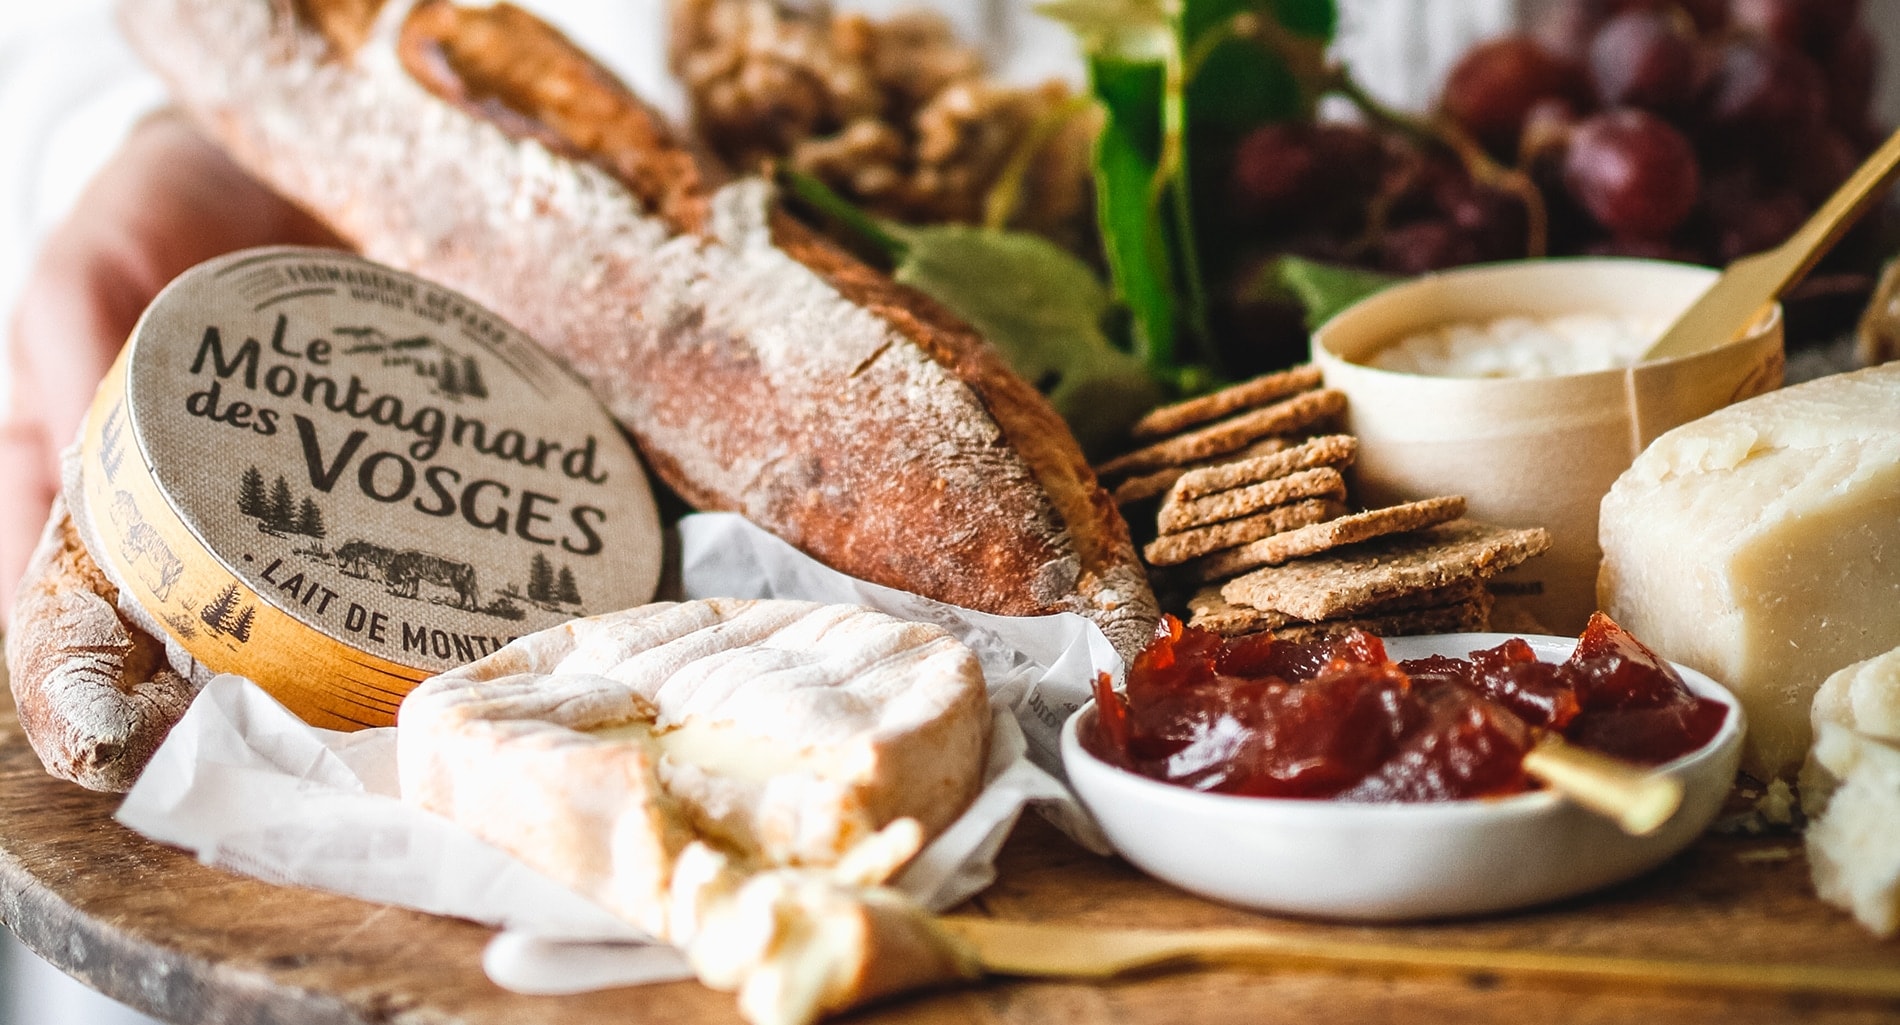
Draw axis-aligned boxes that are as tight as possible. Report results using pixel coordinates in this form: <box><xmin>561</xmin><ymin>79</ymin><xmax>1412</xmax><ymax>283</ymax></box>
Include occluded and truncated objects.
<box><xmin>937</xmin><ymin>917</ymin><xmax>1900</xmax><ymax>998</ymax></box>
<box><xmin>1644</xmin><ymin>125</ymin><xmax>1900</xmax><ymax>363</ymax></box>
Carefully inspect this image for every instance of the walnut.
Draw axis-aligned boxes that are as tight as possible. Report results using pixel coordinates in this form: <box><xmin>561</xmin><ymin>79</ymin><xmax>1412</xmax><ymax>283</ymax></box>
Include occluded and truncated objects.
<box><xmin>671</xmin><ymin>0</ymin><xmax>1094</xmax><ymax>249</ymax></box>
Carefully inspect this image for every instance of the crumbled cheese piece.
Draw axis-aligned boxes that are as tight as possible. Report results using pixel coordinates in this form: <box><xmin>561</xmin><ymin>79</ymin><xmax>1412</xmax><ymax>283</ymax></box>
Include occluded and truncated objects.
<box><xmin>1805</xmin><ymin>647</ymin><xmax>1900</xmax><ymax>936</ymax></box>
<box><xmin>1756</xmin><ymin>778</ymin><xmax>1797</xmax><ymax>826</ymax></box>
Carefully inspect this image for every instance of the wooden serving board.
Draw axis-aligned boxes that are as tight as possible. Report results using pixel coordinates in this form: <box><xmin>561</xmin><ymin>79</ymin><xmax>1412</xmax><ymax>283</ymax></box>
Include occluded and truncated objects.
<box><xmin>2</xmin><ymin>680</ymin><xmax>1898</xmax><ymax>1025</ymax></box>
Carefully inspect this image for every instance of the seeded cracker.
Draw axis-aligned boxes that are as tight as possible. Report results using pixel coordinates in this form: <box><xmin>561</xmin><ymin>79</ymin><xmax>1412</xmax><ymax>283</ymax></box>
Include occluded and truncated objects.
<box><xmin>1220</xmin><ymin>520</ymin><xmax>1551</xmax><ymax>621</ymax></box>
<box><xmin>1188</xmin><ymin>586</ymin><xmax>1294</xmax><ymax>634</ymax></box>
<box><xmin>1189</xmin><ymin>580</ymin><xmax>1489</xmax><ymax>636</ymax></box>
<box><xmin>1110</xmin><ymin>437</ymin><xmax>1294</xmax><ymax>504</ymax></box>
<box><xmin>1166</xmin><ymin>434</ymin><xmax>1357</xmax><ymax>503</ymax></box>
<box><xmin>1190</xmin><ymin>496</ymin><xmax>1467</xmax><ymax>578</ymax></box>
<box><xmin>1097</xmin><ymin>388</ymin><xmax>1346</xmax><ymax>479</ymax></box>
<box><xmin>1157</xmin><ymin>467</ymin><xmax>1347</xmax><ymax>534</ymax></box>
<box><xmin>1144</xmin><ymin>498</ymin><xmax>1346</xmax><ymax>566</ymax></box>
<box><xmin>1266</xmin><ymin>591</ymin><xmax>1495</xmax><ymax>643</ymax></box>
<box><xmin>1129</xmin><ymin>364</ymin><xmax>1324</xmax><ymax>440</ymax></box>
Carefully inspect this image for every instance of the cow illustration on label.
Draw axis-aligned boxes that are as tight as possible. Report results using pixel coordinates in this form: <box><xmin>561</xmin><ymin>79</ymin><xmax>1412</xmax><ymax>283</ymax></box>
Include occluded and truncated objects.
<box><xmin>336</xmin><ymin>539</ymin><xmax>397</xmax><ymax>579</ymax></box>
<box><xmin>108</xmin><ymin>490</ymin><xmax>184</xmax><ymax>602</ymax></box>
<box><xmin>384</xmin><ymin>549</ymin><xmax>480</xmax><ymax>610</ymax></box>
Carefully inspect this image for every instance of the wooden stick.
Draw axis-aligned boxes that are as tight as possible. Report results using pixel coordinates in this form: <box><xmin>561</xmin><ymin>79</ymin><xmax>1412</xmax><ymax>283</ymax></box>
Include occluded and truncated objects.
<box><xmin>943</xmin><ymin>918</ymin><xmax>1900</xmax><ymax>999</ymax></box>
<box><xmin>1521</xmin><ymin>733</ymin><xmax>1684</xmax><ymax>836</ymax></box>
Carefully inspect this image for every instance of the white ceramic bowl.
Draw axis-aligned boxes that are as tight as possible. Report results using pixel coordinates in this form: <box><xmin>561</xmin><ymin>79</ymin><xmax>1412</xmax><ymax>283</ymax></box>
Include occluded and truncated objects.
<box><xmin>1061</xmin><ymin>632</ymin><xmax>1745</xmax><ymax>921</ymax></box>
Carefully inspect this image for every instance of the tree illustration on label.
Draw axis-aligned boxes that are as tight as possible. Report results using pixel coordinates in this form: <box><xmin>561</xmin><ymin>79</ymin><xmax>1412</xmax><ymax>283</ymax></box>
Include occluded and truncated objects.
<box><xmin>99</xmin><ymin>401</ymin><xmax>128</xmax><ymax>483</ymax></box>
<box><xmin>239</xmin><ymin>468</ymin><xmax>330</xmax><ymax>540</ymax></box>
<box><xmin>267</xmin><ymin>476</ymin><xmax>296</xmax><ymax>532</ymax></box>
<box><xmin>200</xmin><ymin>582</ymin><xmax>254</xmax><ymax>639</ymax></box>
<box><xmin>556</xmin><ymin>565</ymin><xmax>583</xmax><ymax>606</ymax></box>
<box><xmin>297</xmin><ymin>497</ymin><xmax>326</xmax><ymax>539</ymax></box>
<box><xmin>238</xmin><ymin>467</ymin><xmax>267</xmax><ymax>518</ymax></box>
<box><xmin>460</xmin><ymin>356</ymin><xmax>488</xmax><ymax>398</ymax></box>
<box><xmin>527</xmin><ymin>553</ymin><xmax>556</xmax><ymax>604</ymax></box>
<box><xmin>334</xmin><ymin>325</ymin><xmax>489</xmax><ymax>402</ymax></box>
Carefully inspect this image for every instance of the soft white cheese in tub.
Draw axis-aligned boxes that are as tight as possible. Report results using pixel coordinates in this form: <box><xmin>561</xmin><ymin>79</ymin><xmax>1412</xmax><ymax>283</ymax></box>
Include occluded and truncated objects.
<box><xmin>1370</xmin><ymin>313</ymin><xmax>1670</xmax><ymax>378</ymax></box>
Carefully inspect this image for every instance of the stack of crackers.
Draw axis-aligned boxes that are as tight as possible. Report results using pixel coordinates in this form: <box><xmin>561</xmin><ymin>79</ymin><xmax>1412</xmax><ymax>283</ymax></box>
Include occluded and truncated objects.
<box><xmin>1097</xmin><ymin>366</ymin><xmax>1551</xmax><ymax>642</ymax></box>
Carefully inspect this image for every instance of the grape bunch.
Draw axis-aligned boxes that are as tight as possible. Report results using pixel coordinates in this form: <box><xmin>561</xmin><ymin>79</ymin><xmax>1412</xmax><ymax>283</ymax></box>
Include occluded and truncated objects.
<box><xmin>1454</xmin><ymin>0</ymin><xmax>1880</xmax><ymax>263</ymax></box>
<box><xmin>1214</xmin><ymin>0</ymin><xmax>1883</xmax><ymax>372</ymax></box>
<box><xmin>1226</xmin><ymin>0</ymin><xmax>1881</xmax><ymax>277</ymax></box>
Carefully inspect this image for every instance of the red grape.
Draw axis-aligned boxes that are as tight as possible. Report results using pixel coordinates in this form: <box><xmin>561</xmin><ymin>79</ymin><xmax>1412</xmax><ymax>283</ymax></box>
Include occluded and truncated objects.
<box><xmin>1827</xmin><ymin>24</ymin><xmax>1877</xmax><ymax>135</ymax></box>
<box><xmin>1701</xmin><ymin>36</ymin><xmax>1828</xmax><ymax>135</ymax></box>
<box><xmin>1703</xmin><ymin>169</ymin><xmax>1810</xmax><ymax>260</ymax></box>
<box><xmin>1440</xmin><ymin>36</ymin><xmax>1589</xmax><ymax>157</ymax></box>
<box><xmin>1589</xmin><ymin>8</ymin><xmax>1700</xmax><ymax>112</ymax></box>
<box><xmin>1717</xmin><ymin>189</ymin><xmax>1810</xmax><ymax>260</ymax></box>
<box><xmin>1230</xmin><ymin>122</ymin><xmax>1384</xmax><ymax>225</ymax></box>
<box><xmin>1728</xmin><ymin>0</ymin><xmax>1859</xmax><ymax>51</ymax></box>
<box><xmin>1433</xmin><ymin>177</ymin><xmax>1531</xmax><ymax>261</ymax></box>
<box><xmin>1231</xmin><ymin>122</ymin><xmax>1320</xmax><ymax>218</ymax></box>
<box><xmin>1519</xmin><ymin>96</ymin><xmax>1582</xmax><ymax>164</ymax></box>
<box><xmin>1788</xmin><ymin>128</ymin><xmax>1860</xmax><ymax>205</ymax></box>
<box><xmin>1535</xmin><ymin>0</ymin><xmax>1610</xmax><ymax>62</ymax></box>
<box><xmin>1542</xmin><ymin>0</ymin><xmax>1731</xmax><ymax>45</ymax></box>
<box><xmin>1377</xmin><ymin>220</ymin><xmax>1484</xmax><ymax>275</ymax></box>
<box><xmin>1563</xmin><ymin>108</ymin><xmax>1702</xmax><ymax>239</ymax></box>
<box><xmin>1663</xmin><ymin>0</ymin><xmax>1730</xmax><ymax>32</ymax></box>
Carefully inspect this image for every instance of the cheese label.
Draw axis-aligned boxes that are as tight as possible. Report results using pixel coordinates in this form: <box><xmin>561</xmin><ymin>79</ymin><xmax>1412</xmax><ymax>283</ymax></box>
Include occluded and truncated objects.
<box><xmin>80</xmin><ymin>248</ymin><xmax>662</xmax><ymax>729</ymax></box>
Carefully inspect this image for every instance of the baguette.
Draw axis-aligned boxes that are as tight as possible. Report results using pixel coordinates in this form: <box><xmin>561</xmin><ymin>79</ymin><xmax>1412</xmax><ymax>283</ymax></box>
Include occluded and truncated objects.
<box><xmin>6</xmin><ymin>497</ymin><xmax>194</xmax><ymax>792</ymax></box>
<box><xmin>114</xmin><ymin>0</ymin><xmax>1159</xmax><ymax>657</ymax></box>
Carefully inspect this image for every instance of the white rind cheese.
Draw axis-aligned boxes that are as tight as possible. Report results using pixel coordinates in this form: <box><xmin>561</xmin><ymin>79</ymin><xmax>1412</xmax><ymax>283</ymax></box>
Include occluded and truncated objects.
<box><xmin>397</xmin><ymin>598</ymin><xmax>989</xmax><ymax>1025</ymax></box>
<box><xmin>1598</xmin><ymin>363</ymin><xmax>1900</xmax><ymax>780</ymax></box>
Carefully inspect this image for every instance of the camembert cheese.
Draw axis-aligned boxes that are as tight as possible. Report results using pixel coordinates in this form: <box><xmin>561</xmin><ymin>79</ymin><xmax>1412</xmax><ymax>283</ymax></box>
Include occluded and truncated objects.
<box><xmin>1598</xmin><ymin>363</ymin><xmax>1900</xmax><ymax>780</ymax></box>
<box><xmin>397</xmin><ymin>598</ymin><xmax>989</xmax><ymax>1025</ymax></box>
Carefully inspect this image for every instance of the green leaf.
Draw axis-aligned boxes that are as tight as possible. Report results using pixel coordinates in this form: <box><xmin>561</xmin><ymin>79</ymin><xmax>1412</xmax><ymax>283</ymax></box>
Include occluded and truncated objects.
<box><xmin>1037</xmin><ymin>0</ymin><xmax>1177</xmax><ymax>62</ymax></box>
<box><xmin>1259</xmin><ymin>256</ymin><xmax>1398</xmax><ymax>330</ymax></box>
<box><xmin>1089</xmin><ymin>55</ymin><xmax>1179</xmax><ymax>369</ymax></box>
<box><xmin>1185</xmin><ymin>25</ymin><xmax>1301</xmax><ymax>129</ymax></box>
<box><xmin>1268</xmin><ymin>0</ymin><xmax>1336</xmax><ymax>38</ymax></box>
<box><xmin>885</xmin><ymin>223</ymin><xmax>1165</xmax><ymax>455</ymax></box>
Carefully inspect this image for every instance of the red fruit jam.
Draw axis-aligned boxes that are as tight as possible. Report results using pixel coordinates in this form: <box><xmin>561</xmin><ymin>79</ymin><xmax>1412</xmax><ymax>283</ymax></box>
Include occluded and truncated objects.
<box><xmin>1086</xmin><ymin>612</ymin><xmax>1726</xmax><ymax>802</ymax></box>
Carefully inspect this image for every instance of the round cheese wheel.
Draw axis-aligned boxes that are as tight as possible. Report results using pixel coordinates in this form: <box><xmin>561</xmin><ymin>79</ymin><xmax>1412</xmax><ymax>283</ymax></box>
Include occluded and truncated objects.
<box><xmin>396</xmin><ymin>598</ymin><xmax>989</xmax><ymax>939</ymax></box>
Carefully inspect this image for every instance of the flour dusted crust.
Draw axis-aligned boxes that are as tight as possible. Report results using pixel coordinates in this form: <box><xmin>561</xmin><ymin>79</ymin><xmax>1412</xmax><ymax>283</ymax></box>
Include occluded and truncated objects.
<box><xmin>6</xmin><ymin>499</ymin><xmax>195</xmax><ymax>792</ymax></box>
<box><xmin>397</xmin><ymin>598</ymin><xmax>988</xmax><ymax>1023</ymax></box>
<box><xmin>119</xmin><ymin>0</ymin><xmax>1159</xmax><ymax>659</ymax></box>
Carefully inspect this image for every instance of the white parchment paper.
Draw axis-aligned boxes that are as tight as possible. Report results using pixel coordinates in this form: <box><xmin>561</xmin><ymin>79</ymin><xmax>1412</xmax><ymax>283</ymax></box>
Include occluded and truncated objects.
<box><xmin>115</xmin><ymin>512</ymin><xmax>1118</xmax><ymax>994</ymax></box>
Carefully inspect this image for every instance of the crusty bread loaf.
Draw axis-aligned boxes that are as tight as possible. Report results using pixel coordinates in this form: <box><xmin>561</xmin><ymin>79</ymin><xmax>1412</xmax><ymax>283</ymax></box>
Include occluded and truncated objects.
<box><xmin>117</xmin><ymin>0</ymin><xmax>1159</xmax><ymax>657</ymax></box>
<box><xmin>6</xmin><ymin>499</ymin><xmax>194</xmax><ymax>791</ymax></box>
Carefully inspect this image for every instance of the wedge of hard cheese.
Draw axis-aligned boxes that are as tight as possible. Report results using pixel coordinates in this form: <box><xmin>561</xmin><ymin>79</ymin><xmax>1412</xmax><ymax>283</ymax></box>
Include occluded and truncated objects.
<box><xmin>1598</xmin><ymin>363</ymin><xmax>1900</xmax><ymax>781</ymax></box>
<box><xmin>1803</xmin><ymin>647</ymin><xmax>1900</xmax><ymax>936</ymax></box>
<box><xmin>397</xmin><ymin>599</ymin><xmax>987</xmax><ymax>1025</ymax></box>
